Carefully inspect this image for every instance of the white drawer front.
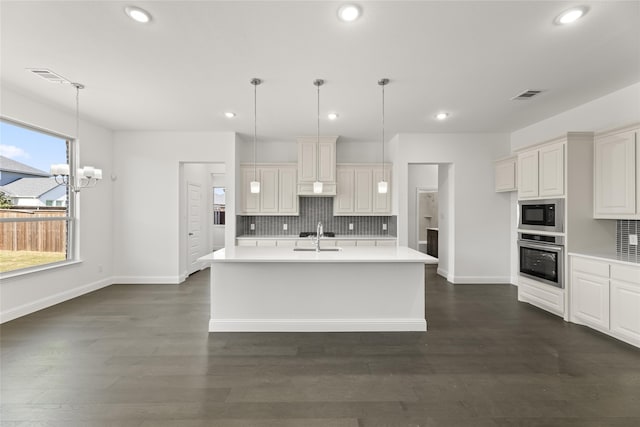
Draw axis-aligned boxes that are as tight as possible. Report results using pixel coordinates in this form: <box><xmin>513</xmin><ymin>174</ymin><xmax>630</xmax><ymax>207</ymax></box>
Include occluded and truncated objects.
<box><xmin>571</xmin><ymin>257</ymin><xmax>609</xmax><ymax>278</ymax></box>
<box><xmin>611</xmin><ymin>264</ymin><xmax>640</xmax><ymax>284</ymax></box>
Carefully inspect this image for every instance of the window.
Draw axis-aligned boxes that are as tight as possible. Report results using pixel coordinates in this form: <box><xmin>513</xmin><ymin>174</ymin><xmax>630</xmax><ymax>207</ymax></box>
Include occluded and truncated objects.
<box><xmin>0</xmin><ymin>119</ymin><xmax>75</xmax><ymax>274</ymax></box>
<box><xmin>213</xmin><ymin>187</ymin><xmax>225</xmax><ymax>225</ymax></box>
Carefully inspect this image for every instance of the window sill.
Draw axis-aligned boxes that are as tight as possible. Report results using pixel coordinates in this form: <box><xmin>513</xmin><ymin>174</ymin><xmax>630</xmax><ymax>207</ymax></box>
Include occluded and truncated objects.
<box><xmin>0</xmin><ymin>259</ymin><xmax>83</xmax><ymax>280</ymax></box>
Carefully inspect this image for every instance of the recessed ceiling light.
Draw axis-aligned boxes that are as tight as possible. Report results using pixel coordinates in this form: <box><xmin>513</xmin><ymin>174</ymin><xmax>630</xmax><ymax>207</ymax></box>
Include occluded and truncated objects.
<box><xmin>338</xmin><ymin>4</ymin><xmax>361</xmax><ymax>22</ymax></box>
<box><xmin>555</xmin><ymin>6</ymin><xmax>588</xmax><ymax>25</ymax></box>
<box><xmin>125</xmin><ymin>6</ymin><xmax>152</xmax><ymax>23</ymax></box>
<box><xmin>328</xmin><ymin>113</ymin><xmax>339</xmax><ymax>120</ymax></box>
<box><xmin>435</xmin><ymin>112</ymin><xmax>449</xmax><ymax>120</ymax></box>
<box><xmin>224</xmin><ymin>112</ymin><xmax>236</xmax><ymax>118</ymax></box>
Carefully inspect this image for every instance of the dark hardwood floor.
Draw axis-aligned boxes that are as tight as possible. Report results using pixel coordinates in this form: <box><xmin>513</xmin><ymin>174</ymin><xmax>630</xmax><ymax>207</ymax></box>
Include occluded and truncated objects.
<box><xmin>1</xmin><ymin>265</ymin><xmax>639</xmax><ymax>426</ymax></box>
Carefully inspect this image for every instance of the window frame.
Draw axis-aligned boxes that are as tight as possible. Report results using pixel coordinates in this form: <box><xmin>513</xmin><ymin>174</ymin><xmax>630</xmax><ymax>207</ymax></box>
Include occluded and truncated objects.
<box><xmin>0</xmin><ymin>117</ymin><xmax>79</xmax><ymax>278</ymax></box>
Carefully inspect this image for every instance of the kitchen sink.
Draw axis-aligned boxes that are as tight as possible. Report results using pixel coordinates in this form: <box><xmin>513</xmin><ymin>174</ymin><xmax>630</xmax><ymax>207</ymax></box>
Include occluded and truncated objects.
<box><xmin>293</xmin><ymin>247</ymin><xmax>342</xmax><ymax>252</ymax></box>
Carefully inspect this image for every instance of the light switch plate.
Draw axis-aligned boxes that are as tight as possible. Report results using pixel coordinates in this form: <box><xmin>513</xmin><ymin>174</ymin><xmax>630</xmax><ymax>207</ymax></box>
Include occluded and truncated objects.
<box><xmin>382</xmin><ymin>224</ymin><xmax>387</xmax><ymax>231</ymax></box>
<box><xmin>630</xmin><ymin>234</ymin><xmax>638</xmax><ymax>245</ymax></box>
<box><xmin>349</xmin><ymin>223</ymin><xmax>354</xmax><ymax>230</ymax></box>
<box><xmin>250</xmin><ymin>223</ymin><xmax>255</xmax><ymax>231</ymax></box>
<box><xmin>283</xmin><ymin>224</ymin><xmax>288</xmax><ymax>231</ymax></box>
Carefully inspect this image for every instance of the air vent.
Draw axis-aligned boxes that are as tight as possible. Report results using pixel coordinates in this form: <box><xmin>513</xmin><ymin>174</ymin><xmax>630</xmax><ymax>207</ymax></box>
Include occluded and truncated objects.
<box><xmin>26</xmin><ymin>68</ymin><xmax>72</xmax><ymax>84</ymax></box>
<box><xmin>511</xmin><ymin>90</ymin><xmax>543</xmax><ymax>100</ymax></box>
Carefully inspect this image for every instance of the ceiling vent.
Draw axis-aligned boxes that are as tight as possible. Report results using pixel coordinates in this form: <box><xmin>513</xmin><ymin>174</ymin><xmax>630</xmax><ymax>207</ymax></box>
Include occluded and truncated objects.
<box><xmin>511</xmin><ymin>90</ymin><xmax>543</xmax><ymax>100</ymax></box>
<box><xmin>26</xmin><ymin>68</ymin><xmax>72</xmax><ymax>84</ymax></box>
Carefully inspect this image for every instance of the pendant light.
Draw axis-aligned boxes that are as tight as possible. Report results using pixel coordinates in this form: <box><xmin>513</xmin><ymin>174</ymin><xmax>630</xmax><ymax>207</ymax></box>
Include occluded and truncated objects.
<box><xmin>250</xmin><ymin>78</ymin><xmax>261</xmax><ymax>194</ymax></box>
<box><xmin>378</xmin><ymin>78</ymin><xmax>389</xmax><ymax>194</ymax></box>
<box><xmin>313</xmin><ymin>79</ymin><xmax>324</xmax><ymax>194</ymax></box>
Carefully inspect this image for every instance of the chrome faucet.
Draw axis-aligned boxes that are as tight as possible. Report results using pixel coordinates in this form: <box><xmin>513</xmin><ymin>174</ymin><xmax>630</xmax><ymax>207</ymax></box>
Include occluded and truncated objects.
<box><xmin>314</xmin><ymin>221</ymin><xmax>323</xmax><ymax>252</ymax></box>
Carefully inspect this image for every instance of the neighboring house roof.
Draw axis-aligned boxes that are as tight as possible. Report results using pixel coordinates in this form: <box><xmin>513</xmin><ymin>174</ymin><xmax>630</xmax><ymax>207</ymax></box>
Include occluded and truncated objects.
<box><xmin>0</xmin><ymin>155</ymin><xmax>50</xmax><ymax>177</ymax></box>
<box><xmin>0</xmin><ymin>177</ymin><xmax>64</xmax><ymax>198</ymax></box>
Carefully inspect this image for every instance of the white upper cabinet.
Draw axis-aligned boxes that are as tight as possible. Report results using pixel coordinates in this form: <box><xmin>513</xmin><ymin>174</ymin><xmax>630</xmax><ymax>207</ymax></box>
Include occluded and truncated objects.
<box><xmin>372</xmin><ymin>167</ymin><xmax>392</xmax><ymax>213</ymax></box>
<box><xmin>594</xmin><ymin>127</ymin><xmax>639</xmax><ymax>218</ymax></box>
<box><xmin>538</xmin><ymin>143</ymin><xmax>564</xmax><ymax>197</ymax></box>
<box><xmin>494</xmin><ymin>156</ymin><xmax>517</xmax><ymax>192</ymax></box>
<box><xmin>278</xmin><ymin>166</ymin><xmax>298</xmax><ymax>214</ymax></box>
<box><xmin>518</xmin><ymin>141</ymin><xmax>564</xmax><ymax>199</ymax></box>
<box><xmin>239</xmin><ymin>164</ymin><xmax>299</xmax><ymax>216</ymax></box>
<box><xmin>297</xmin><ymin>136</ymin><xmax>337</xmax><ymax>195</ymax></box>
<box><xmin>334</xmin><ymin>164</ymin><xmax>392</xmax><ymax>216</ymax></box>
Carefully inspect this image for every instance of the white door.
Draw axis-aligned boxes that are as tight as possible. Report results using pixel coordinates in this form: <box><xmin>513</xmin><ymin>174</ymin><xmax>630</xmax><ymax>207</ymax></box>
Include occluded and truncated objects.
<box><xmin>187</xmin><ymin>182</ymin><xmax>204</xmax><ymax>275</ymax></box>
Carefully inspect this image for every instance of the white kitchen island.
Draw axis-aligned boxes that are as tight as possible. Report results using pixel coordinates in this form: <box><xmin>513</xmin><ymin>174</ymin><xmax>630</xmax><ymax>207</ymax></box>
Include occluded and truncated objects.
<box><xmin>199</xmin><ymin>246</ymin><xmax>437</xmax><ymax>332</ymax></box>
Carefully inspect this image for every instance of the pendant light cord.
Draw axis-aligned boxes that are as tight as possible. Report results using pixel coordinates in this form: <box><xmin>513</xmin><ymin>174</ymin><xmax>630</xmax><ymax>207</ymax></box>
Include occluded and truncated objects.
<box><xmin>253</xmin><ymin>80</ymin><xmax>257</xmax><ymax>181</ymax></box>
<box><xmin>381</xmin><ymin>82</ymin><xmax>385</xmax><ymax>178</ymax></box>
<box><xmin>317</xmin><ymin>81</ymin><xmax>320</xmax><ymax>180</ymax></box>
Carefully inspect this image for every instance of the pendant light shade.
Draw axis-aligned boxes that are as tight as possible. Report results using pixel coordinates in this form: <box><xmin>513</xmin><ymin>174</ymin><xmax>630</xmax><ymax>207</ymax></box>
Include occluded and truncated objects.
<box><xmin>313</xmin><ymin>79</ymin><xmax>324</xmax><ymax>194</ymax></box>
<box><xmin>378</xmin><ymin>78</ymin><xmax>389</xmax><ymax>194</ymax></box>
<box><xmin>250</xmin><ymin>78</ymin><xmax>261</xmax><ymax>194</ymax></box>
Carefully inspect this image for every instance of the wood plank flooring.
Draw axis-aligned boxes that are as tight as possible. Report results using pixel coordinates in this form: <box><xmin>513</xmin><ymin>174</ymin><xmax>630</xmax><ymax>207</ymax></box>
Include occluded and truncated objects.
<box><xmin>1</xmin><ymin>265</ymin><xmax>640</xmax><ymax>426</ymax></box>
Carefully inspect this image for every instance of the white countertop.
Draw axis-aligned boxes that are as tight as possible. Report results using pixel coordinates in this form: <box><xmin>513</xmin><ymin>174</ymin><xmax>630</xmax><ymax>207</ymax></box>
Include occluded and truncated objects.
<box><xmin>568</xmin><ymin>251</ymin><xmax>640</xmax><ymax>267</ymax></box>
<box><xmin>236</xmin><ymin>235</ymin><xmax>397</xmax><ymax>240</ymax></box>
<box><xmin>200</xmin><ymin>246</ymin><xmax>437</xmax><ymax>264</ymax></box>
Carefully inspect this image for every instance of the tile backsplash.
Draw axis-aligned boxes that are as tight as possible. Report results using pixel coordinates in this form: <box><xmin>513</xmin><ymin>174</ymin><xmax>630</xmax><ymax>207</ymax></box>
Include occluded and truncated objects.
<box><xmin>617</xmin><ymin>220</ymin><xmax>640</xmax><ymax>262</ymax></box>
<box><xmin>237</xmin><ymin>197</ymin><xmax>396</xmax><ymax>237</ymax></box>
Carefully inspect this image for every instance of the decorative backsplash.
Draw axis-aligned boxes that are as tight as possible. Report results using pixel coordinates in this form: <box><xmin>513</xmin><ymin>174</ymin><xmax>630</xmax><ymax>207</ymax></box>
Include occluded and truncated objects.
<box><xmin>237</xmin><ymin>197</ymin><xmax>397</xmax><ymax>237</ymax></box>
<box><xmin>617</xmin><ymin>220</ymin><xmax>640</xmax><ymax>262</ymax></box>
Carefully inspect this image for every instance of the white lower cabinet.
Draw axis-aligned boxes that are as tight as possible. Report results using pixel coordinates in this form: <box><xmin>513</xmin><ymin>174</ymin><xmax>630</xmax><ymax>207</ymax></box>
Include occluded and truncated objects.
<box><xmin>517</xmin><ymin>275</ymin><xmax>565</xmax><ymax>317</ymax></box>
<box><xmin>569</xmin><ymin>255</ymin><xmax>640</xmax><ymax>348</ymax></box>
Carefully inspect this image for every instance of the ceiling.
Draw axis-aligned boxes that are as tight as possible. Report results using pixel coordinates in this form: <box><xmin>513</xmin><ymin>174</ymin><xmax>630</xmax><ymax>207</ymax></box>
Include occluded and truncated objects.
<box><xmin>1</xmin><ymin>1</ymin><xmax>639</xmax><ymax>144</ymax></box>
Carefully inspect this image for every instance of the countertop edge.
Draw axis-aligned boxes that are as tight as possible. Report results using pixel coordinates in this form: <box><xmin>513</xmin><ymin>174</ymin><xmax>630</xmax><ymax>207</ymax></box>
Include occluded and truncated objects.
<box><xmin>568</xmin><ymin>252</ymin><xmax>640</xmax><ymax>267</ymax></box>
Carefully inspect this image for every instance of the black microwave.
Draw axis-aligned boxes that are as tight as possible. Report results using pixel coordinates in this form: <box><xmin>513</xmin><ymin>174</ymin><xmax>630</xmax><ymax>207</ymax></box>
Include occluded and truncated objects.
<box><xmin>518</xmin><ymin>199</ymin><xmax>564</xmax><ymax>233</ymax></box>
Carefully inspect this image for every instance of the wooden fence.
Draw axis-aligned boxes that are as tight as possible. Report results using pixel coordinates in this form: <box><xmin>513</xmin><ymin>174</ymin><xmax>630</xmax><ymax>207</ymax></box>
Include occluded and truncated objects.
<box><xmin>0</xmin><ymin>209</ymin><xmax>67</xmax><ymax>253</ymax></box>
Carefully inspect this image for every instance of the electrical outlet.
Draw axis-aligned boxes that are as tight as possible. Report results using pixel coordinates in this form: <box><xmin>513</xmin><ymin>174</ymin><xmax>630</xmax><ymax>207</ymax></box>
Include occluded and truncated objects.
<box><xmin>382</xmin><ymin>223</ymin><xmax>387</xmax><ymax>231</ymax></box>
<box><xmin>630</xmin><ymin>234</ymin><xmax>638</xmax><ymax>246</ymax></box>
<box><xmin>349</xmin><ymin>223</ymin><xmax>354</xmax><ymax>231</ymax></box>
<box><xmin>250</xmin><ymin>223</ymin><xmax>255</xmax><ymax>231</ymax></box>
<box><xmin>283</xmin><ymin>224</ymin><xmax>288</xmax><ymax>231</ymax></box>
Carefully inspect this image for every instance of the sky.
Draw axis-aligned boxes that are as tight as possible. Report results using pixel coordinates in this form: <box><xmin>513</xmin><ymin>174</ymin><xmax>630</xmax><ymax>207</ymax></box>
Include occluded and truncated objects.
<box><xmin>0</xmin><ymin>120</ymin><xmax>67</xmax><ymax>173</ymax></box>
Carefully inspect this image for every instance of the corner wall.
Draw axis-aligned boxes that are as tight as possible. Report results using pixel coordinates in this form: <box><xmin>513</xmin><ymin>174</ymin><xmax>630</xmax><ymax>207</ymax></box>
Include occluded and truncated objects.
<box><xmin>396</xmin><ymin>133</ymin><xmax>512</xmax><ymax>284</ymax></box>
<box><xmin>112</xmin><ymin>131</ymin><xmax>236</xmax><ymax>284</ymax></box>
<box><xmin>0</xmin><ymin>86</ymin><xmax>114</xmax><ymax>322</ymax></box>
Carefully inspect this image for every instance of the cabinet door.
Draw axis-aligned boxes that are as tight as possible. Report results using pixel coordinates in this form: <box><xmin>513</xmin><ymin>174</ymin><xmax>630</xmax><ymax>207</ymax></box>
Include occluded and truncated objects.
<box><xmin>539</xmin><ymin>143</ymin><xmax>564</xmax><ymax>197</ymax></box>
<box><xmin>495</xmin><ymin>157</ymin><xmax>517</xmax><ymax>192</ymax></box>
<box><xmin>373</xmin><ymin>167</ymin><xmax>392</xmax><ymax>213</ymax></box>
<box><xmin>278</xmin><ymin>167</ymin><xmax>298</xmax><ymax>214</ymax></box>
<box><xmin>610</xmin><ymin>264</ymin><xmax>640</xmax><ymax>346</ymax></box>
<box><xmin>594</xmin><ymin>130</ymin><xmax>636</xmax><ymax>217</ymax></box>
<box><xmin>610</xmin><ymin>279</ymin><xmax>640</xmax><ymax>346</ymax></box>
<box><xmin>572</xmin><ymin>271</ymin><xmax>610</xmax><ymax>331</ymax></box>
<box><xmin>318</xmin><ymin>141</ymin><xmax>336</xmax><ymax>183</ymax></box>
<box><xmin>240</xmin><ymin>167</ymin><xmax>260</xmax><ymax>214</ymax></box>
<box><xmin>334</xmin><ymin>166</ymin><xmax>355</xmax><ymax>214</ymax></box>
<box><xmin>354</xmin><ymin>167</ymin><xmax>373</xmax><ymax>213</ymax></box>
<box><xmin>297</xmin><ymin>141</ymin><xmax>317</xmax><ymax>183</ymax></box>
<box><xmin>259</xmin><ymin>168</ymin><xmax>279</xmax><ymax>214</ymax></box>
<box><xmin>518</xmin><ymin>150</ymin><xmax>539</xmax><ymax>198</ymax></box>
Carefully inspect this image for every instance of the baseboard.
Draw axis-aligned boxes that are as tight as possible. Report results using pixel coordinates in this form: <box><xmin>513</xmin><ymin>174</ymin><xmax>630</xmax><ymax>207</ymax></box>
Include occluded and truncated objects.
<box><xmin>112</xmin><ymin>276</ymin><xmax>182</xmax><ymax>284</ymax></box>
<box><xmin>436</xmin><ymin>267</ymin><xmax>451</xmax><ymax>282</ymax></box>
<box><xmin>450</xmin><ymin>275</ymin><xmax>513</xmax><ymax>284</ymax></box>
<box><xmin>0</xmin><ymin>277</ymin><xmax>113</xmax><ymax>323</ymax></box>
<box><xmin>209</xmin><ymin>318</ymin><xmax>427</xmax><ymax>332</ymax></box>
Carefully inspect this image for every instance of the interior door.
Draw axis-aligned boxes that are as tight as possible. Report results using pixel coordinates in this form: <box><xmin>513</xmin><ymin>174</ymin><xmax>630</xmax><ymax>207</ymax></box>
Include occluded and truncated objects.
<box><xmin>187</xmin><ymin>182</ymin><xmax>204</xmax><ymax>275</ymax></box>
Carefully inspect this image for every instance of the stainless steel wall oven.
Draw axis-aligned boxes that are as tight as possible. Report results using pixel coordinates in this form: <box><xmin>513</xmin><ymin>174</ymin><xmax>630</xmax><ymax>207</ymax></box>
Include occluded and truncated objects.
<box><xmin>518</xmin><ymin>233</ymin><xmax>565</xmax><ymax>288</ymax></box>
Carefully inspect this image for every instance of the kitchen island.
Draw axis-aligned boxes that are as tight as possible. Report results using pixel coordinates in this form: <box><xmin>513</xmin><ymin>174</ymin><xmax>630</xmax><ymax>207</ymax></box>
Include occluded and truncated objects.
<box><xmin>199</xmin><ymin>246</ymin><xmax>437</xmax><ymax>332</ymax></box>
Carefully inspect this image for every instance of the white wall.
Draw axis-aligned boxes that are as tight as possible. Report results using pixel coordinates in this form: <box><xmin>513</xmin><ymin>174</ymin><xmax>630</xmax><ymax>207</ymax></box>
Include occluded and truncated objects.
<box><xmin>112</xmin><ymin>131</ymin><xmax>236</xmax><ymax>284</ymax></box>
<box><xmin>240</xmin><ymin>138</ymin><xmax>382</xmax><ymax>164</ymax></box>
<box><xmin>395</xmin><ymin>133</ymin><xmax>512</xmax><ymax>284</ymax></box>
<box><xmin>0</xmin><ymin>86</ymin><xmax>114</xmax><ymax>322</ymax></box>
<box><xmin>511</xmin><ymin>82</ymin><xmax>640</xmax><ymax>150</ymax></box>
<box><xmin>407</xmin><ymin>164</ymin><xmax>438</xmax><ymax>250</ymax></box>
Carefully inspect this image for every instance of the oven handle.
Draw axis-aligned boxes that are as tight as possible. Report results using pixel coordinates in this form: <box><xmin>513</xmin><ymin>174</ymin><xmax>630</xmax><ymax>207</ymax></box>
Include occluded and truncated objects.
<box><xmin>518</xmin><ymin>242</ymin><xmax>563</xmax><ymax>253</ymax></box>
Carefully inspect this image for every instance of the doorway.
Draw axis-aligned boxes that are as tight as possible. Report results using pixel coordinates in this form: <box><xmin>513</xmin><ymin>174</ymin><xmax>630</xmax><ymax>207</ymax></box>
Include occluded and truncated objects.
<box><xmin>416</xmin><ymin>189</ymin><xmax>438</xmax><ymax>257</ymax></box>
